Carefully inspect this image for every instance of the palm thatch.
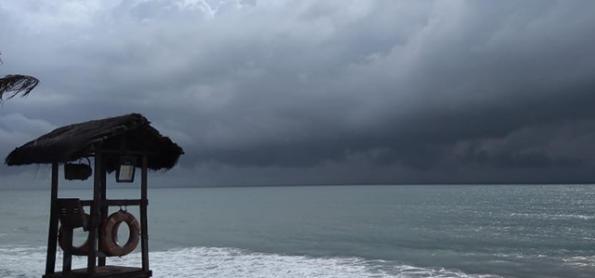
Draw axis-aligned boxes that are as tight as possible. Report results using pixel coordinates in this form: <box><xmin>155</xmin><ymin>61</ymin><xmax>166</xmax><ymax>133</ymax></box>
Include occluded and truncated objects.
<box><xmin>0</xmin><ymin>74</ymin><xmax>39</xmax><ymax>101</ymax></box>
<box><xmin>5</xmin><ymin>113</ymin><xmax>184</xmax><ymax>172</ymax></box>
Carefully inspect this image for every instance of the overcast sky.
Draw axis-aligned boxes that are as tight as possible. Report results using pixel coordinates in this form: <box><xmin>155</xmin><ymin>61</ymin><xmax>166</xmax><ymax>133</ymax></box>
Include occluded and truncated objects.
<box><xmin>1</xmin><ymin>0</ymin><xmax>595</xmax><ymax>187</ymax></box>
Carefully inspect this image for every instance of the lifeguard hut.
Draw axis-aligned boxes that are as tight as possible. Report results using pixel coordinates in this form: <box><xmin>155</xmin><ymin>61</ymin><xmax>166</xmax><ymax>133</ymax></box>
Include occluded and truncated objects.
<box><xmin>5</xmin><ymin>113</ymin><xmax>184</xmax><ymax>278</ymax></box>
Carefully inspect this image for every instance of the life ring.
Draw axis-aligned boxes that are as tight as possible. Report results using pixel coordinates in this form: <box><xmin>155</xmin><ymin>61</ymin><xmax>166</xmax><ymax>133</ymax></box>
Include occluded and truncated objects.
<box><xmin>100</xmin><ymin>210</ymin><xmax>140</xmax><ymax>257</ymax></box>
<box><xmin>58</xmin><ymin>213</ymin><xmax>90</xmax><ymax>256</ymax></box>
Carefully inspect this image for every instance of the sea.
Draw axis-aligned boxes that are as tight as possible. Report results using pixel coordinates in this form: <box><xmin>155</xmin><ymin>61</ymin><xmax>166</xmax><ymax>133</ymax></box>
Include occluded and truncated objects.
<box><xmin>1</xmin><ymin>185</ymin><xmax>595</xmax><ymax>278</ymax></box>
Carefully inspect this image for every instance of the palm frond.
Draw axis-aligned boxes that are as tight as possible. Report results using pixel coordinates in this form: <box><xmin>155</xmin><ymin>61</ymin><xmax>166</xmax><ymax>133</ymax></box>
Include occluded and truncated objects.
<box><xmin>0</xmin><ymin>74</ymin><xmax>39</xmax><ymax>102</ymax></box>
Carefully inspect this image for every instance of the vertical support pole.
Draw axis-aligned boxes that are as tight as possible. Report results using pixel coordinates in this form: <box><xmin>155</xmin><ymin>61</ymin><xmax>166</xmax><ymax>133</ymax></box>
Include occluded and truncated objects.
<box><xmin>45</xmin><ymin>163</ymin><xmax>59</xmax><ymax>275</ymax></box>
<box><xmin>87</xmin><ymin>151</ymin><xmax>102</xmax><ymax>273</ymax></box>
<box><xmin>140</xmin><ymin>155</ymin><xmax>150</xmax><ymax>272</ymax></box>
<box><xmin>62</xmin><ymin>228</ymin><xmax>72</xmax><ymax>272</ymax></box>
<box><xmin>98</xmin><ymin>160</ymin><xmax>107</xmax><ymax>267</ymax></box>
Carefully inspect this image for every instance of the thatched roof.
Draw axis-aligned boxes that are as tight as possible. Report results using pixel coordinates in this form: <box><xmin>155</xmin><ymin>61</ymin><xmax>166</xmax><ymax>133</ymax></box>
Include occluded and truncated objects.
<box><xmin>5</xmin><ymin>113</ymin><xmax>184</xmax><ymax>172</ymax></box>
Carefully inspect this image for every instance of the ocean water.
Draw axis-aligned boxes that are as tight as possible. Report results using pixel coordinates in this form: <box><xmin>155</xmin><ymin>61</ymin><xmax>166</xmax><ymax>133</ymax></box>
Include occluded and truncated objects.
<box><xmin>1</xmin><ymin>185</ymin><xmax>595</xmax><ymax>278</ymax></box>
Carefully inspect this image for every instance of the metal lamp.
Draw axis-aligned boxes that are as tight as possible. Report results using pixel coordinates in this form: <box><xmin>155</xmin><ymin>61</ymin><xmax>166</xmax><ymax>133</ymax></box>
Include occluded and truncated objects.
<box><xmin>116</xmin><ymin>156</ymin><xmax>136</xmax><ymax>183</ymax></box>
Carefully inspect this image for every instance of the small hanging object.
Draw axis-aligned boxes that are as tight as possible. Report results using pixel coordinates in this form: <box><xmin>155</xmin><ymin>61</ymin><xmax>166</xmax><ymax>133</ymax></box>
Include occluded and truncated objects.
<box><xmin>58</xmin><ymin>213</ymin><xmax>91</xmax><ymax>256</ymax></box>
<box><xmin>56</xmin><ymin>198</ymin><xmax>90</xmax><ymax>255</ymax></box>
<box><xmin>64</xmin><ymin>159</ymin><xmax>92</xmax><ymax>180</ymax></box>
<box><xmin>116</xmin><ymin>156</ymin><xmax>136</xmax><ymax>183</ymax></box>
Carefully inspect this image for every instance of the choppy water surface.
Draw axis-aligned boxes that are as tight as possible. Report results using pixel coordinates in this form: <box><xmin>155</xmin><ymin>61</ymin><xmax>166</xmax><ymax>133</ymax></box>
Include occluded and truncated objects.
<box><xmin>1</xmin><ymin>185</ymin><xmax>595</xmax><ymax>277</ymax></box>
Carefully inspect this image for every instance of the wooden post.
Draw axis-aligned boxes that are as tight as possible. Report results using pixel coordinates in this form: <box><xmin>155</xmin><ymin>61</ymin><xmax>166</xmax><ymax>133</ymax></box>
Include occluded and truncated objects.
<box><xmin>98</xmin><ymin>158</ymin><xmax>107</xmax><ymax>267</ymax></box>
<box><xmin>87</xmin><ymin>151</ymin><xmax>102</xmax><ymax>272</ymax></box>
<box><xmin>61</xmin><ymin>228</ymin><xmax>72</xmax><ymax>272</ymax></box>
<box><xmin>45</xmin><ymin>163</ymin><xmax>59</xmax><ymax>275</ymax></box>
<box><xmin>140</xmin><ymin>155</ymin><xmax>149</xmax><ymax>272</ymax></box>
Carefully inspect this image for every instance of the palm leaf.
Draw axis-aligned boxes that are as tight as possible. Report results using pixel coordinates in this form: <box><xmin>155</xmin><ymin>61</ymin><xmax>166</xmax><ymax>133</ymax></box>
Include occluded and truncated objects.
<box><xmin>0</xmin><ymin>74</ymin><xmax>39</xmax><ymax>102</ymax></box>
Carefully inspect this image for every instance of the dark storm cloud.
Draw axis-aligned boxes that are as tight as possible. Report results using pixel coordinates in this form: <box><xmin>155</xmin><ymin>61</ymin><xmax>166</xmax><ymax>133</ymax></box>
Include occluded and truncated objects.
<box><xmin>1</xmin><ymin>0</ymin><xmax>595</xmax><ymax>186</ymax></box>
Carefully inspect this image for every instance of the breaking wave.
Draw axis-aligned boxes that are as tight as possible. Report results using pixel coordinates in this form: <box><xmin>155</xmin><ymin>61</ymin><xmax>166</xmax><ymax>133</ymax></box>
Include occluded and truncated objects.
<box><xmin>0</xmin><ymin>245</ymin><xmax>501</xmax><ymax>278</ymax></box>
<box><xmin>509</xmin><ymin>213</ymin><xmax>595</xmax><ymax>221</ymax></box>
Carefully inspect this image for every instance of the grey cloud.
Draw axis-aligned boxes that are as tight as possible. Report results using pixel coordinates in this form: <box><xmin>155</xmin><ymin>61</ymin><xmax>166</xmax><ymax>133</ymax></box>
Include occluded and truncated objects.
<box><xmin>1</xmin><ymin>0</ymin><xmax>595</xmax><ymax>186</ymax></box>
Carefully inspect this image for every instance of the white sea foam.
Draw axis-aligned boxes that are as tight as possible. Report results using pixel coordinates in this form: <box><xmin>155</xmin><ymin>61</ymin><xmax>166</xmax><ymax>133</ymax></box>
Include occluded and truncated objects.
<box><xmin>510</xmin><ymin>212</ymin><xmax>595</xmax><ymax>220</ymax></box>
<box><xmin>0</xmin><ymin>245</ymin><xmax>501</xmax><ymax>278</ymax></box>
<box><xmin>562</xmin><ymin>256</ymin><xmax>595</xmax><ymax>268</ymax></box>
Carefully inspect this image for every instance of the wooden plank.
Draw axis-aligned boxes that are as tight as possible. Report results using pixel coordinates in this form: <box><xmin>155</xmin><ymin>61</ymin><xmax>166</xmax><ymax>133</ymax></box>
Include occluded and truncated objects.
<box><xmin>43</xmin><ymin>266</ymin><xmax>152</xmax><ymax>278</ymax></box>
<box><xmin>81</xmin><ymin>199</ymin><xmax>142</xmax><ymax>207</ymax></box>
<box><xmin>107</xmin><ymin>199</ymin><xmax>143</xmax><ymax>206</ymax></box>
<box><xmin>98</xmin><ymin>161</ymin><xmax>107</xmax><ymax>267</ymax></box>
<box><xmin>87</xmin><ymin>151</ymin><xmax>102</xmax><ymax>273</ymax></box>
<box><xmin>140</xmin><ymin>155</ymin><xmax>149</xmax><ymax>271</ymax></box>
<box><xmin>45</xmin><ymin>163</ymin><xmax>60</xmax><ymax>275</ymax></box>
<box><xmin>61</xmin><ymin>228</ymin><xmax>72</xmax><ymax>272</ymax></box>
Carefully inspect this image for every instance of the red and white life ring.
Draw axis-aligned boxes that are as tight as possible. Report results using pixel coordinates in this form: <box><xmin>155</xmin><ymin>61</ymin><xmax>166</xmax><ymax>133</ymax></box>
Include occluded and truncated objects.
<box><xmin>100</xmin><ymin>210</ymin><xmax>140</xmax><ymax>257</ymax></box>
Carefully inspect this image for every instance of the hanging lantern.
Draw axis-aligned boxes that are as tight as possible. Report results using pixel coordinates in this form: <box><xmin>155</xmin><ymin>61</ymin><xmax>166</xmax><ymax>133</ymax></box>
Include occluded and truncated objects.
<box><xmin>64</xmin><ymin>163</ymin><xmax>92</xmax><ymax>180</ymax></box>
<box><xmin>116</xmin><ymin>156</ymin><xmax>136</xmax><ymax>183</ymax></box>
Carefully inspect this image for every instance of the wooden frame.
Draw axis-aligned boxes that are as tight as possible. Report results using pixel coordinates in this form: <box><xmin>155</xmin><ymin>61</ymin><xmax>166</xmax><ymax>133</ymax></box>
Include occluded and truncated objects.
<box><xmin>43</xmin><ymin>148</ymin><xmax>152</xmax><ymax>278</ymax></box>
<box><xmin>45</xmin><ymin>163</ymin><xmax>59</xmax><ymax>275</ymax></box>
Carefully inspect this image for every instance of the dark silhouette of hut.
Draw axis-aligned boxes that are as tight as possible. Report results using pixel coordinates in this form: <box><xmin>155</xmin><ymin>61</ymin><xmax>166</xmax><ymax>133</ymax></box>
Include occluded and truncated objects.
<box><xmin>5</xmin><ymin>113</ymin><xmax>183</xmax><ymax>278</ymax></box>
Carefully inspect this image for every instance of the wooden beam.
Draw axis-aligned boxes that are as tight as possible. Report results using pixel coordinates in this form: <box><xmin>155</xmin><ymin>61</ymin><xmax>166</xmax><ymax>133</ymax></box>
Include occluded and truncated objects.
<box><xmin>140</xmin><ymin>155</ymin><xmax>149</xmax><ymax>271</ymax></box>
<box><xmin>61</xmin><ymin>228</ymin><xmax>72</xmax><ymax>272</ymax></box>
<box><xmin>98</xmin><ymin>160</ymin><xmax>107</xmax><ymax>267</ymax></box>
<box><xmin>45</xmin><ymin>163</ymin><xmax>59</xmax><ymax>275</ymax></box>
<box><xmin>80</xmin><ymin>199</ymin><xmax>143</xmax><ymax>207</ymax></box>
<box><xmin>87</xmin><ymin>151</ymin><xmax>102</xmax><ymax>273</ymax></box>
